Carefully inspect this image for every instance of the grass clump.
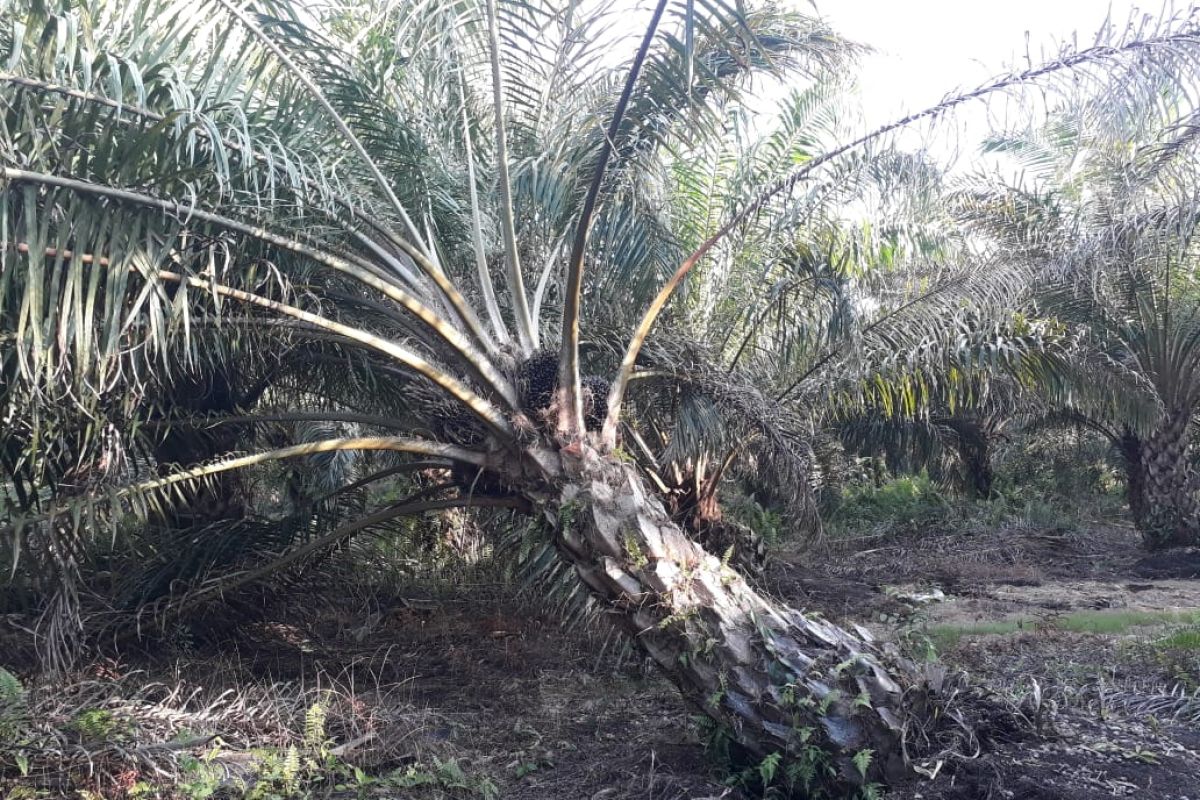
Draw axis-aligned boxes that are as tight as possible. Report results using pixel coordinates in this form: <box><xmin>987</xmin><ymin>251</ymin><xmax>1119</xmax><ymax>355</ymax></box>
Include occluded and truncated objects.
<box><xmin>1156</xmin><ymin>627</ymin><xmax>1200</xmax><ymax>651</ymax></box>
<box><xmin>1136</xmin><ymin>625</ymin><xmax>1200</xmax><ymax>690</ymax></box>
<box><xmin>1058</xmin><ymin>610</ymin><xmax>1200</xmax><ymax>634</ymax></box>
<box><xmin>821</xmin><ymin>471</ymin><xmax>1090</xmax><ymax>540</ymax></box>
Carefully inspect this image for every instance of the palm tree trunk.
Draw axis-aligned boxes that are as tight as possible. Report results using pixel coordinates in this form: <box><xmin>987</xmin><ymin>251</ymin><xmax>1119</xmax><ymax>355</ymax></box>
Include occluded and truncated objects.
<box><xmin>150</xmin><ymin>371</ymin><xmax>248</xmax><ymax>526</ymax></box>
<box><xmin>946</xmin><ymin>417</ymin><xmax>997</xmax><ymax>500</ymax></box>
<box><xmin>1116</xmin><ymin>428</ymin><xmax>1149</xmax><ymax>530</ymax></box>
<box><xmin>960</xmin><ymin>441</ymin><xmax>995</xmax><ymax>500</ymax></box>
<box><xmin>1138</xmin><ymin>410</ymin><xmax>1200</xmax><ymax>549</ymax></box>
<box><xmin>549</xmin><ymin>450</ymin><xmax>924</xmax><ymax>790</ymax></box>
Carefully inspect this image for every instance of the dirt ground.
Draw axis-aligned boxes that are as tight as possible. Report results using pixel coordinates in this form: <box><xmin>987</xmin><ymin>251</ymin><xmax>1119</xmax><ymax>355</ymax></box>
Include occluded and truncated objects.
<box><xmin>3</xmin><ymin>579</ymin><xmax>737</xmax><ymax>799</ymax></box>
<box><xmin>202</xmin><ymin>593</ymin><xmax>736</xmax><ymax>800</ymax></box>
<box><xmin>769</xmin><ymin>521</ymin><xmax>1200</xmax><ymax>800</ymax></box>
<box><xmin>4</xmin><ymin>521</ymin><xmax>1199</xmax><ymax>799</ymax></box>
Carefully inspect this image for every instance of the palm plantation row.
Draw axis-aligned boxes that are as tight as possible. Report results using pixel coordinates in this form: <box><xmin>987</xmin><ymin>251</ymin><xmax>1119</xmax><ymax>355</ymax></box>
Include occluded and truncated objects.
<box><xmin>4</xmin><ymin>0</ymin><xmax>1200</xmax><ymax>793</ymax></box>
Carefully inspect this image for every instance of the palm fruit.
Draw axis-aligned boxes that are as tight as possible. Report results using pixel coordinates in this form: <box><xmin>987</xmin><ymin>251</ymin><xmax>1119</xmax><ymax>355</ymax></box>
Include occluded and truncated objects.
<box><xmin>580</xmin><ymin>375</ymin><xmax>609</xmax><ymax>431</ymax></box>
<box><xmin>517</xmin><ymin>348</ymin><xmax>560</xmax><ymax>414</ymax></box>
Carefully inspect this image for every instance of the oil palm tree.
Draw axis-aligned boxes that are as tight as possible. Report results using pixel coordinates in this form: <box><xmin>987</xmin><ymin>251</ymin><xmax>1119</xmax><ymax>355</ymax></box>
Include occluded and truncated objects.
<box><xmin>838</xmin><ymin>382</ymin><xmax>1035</xmax><ymax>502</ymax></box>
<box><xmin>958</xmin><ymin>65</ymin><xmax>1200</xmax><ymax>548</ymax></box>
<box><xmin>4</xmin><ymin>0</ymin><xmax>1200</xmax><ymax>790</ymax></box>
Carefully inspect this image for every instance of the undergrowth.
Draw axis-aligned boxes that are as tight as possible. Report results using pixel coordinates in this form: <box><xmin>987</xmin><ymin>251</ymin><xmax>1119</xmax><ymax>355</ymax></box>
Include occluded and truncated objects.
<box><xmin>0</xmin><ymin>663</ymin><xmax>497</xmax><ymax>799</ymax></box>
<box><xmin>823</xmin><ymin>466</ymin><xmax>1125</xmax><ymax>542</ymax></box>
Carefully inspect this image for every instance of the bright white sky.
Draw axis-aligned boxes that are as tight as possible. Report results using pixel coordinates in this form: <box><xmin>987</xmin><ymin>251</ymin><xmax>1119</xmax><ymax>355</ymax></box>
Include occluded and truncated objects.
<box><xmin>817</xmin><ymin>0</ymin><xmax>1149</xmax><ymax>121</ymax></box>
<box><xmin>809</xmin><ymin>0</ymin><xmax>1157</xmax><ymax>157</ymax></box>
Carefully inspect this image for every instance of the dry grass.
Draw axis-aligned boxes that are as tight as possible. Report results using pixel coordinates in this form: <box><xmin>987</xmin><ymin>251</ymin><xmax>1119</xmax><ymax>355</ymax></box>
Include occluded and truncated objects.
<box><xmin>0</xmin><ymin>572</ymin><xmax>725</xmax><ymax>800</ymax></box>
<box><xmin>0</xmin><ymin>657</ymin><xmax>452</xmax><ymax>799</ymax></box>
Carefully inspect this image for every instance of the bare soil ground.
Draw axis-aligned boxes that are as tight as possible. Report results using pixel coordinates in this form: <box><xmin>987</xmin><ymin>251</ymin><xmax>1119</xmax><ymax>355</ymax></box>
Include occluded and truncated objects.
<box><xmin>218</xmin><ymin>593</ymin><xmax>734</xmax><ymax>800</ymax></box>
<box><xmin>1</xmin><ymin>580</ymin><xmax>734</xmax><ymax>800</ymax></box>
<box><xmin>3</xmin><ymin>521</ymin><xmax>1199</xmax><ymax>799</ymax></box>
<box><xmin>770</xmin><ymin>522</ymin><xmax>1200</xmax><ymax>800</ymax></box>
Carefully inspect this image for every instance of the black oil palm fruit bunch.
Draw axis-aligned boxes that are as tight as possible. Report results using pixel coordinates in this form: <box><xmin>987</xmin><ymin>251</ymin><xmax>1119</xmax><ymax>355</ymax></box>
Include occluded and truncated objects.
<box><xmin>517</xmin><ymin>349</ymin><xmax>559</xmax><ymax>415</ymax></box>
<box><xmin>581</xmin><ymin>375</ymin><xmax>609</xmax><ymax>432</ymax></box>
<box><xmin>517</xmin><ymin>350</ymin><xmax>610</xmax><ymax>433</ymax></box>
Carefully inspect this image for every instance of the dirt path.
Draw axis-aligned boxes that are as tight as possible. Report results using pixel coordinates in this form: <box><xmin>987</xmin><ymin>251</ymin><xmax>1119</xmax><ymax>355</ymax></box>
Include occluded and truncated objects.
<box><xmin>904</xmin><ymin>577</ymin><xmax>1200</xmax><ymax>627</ymax></box>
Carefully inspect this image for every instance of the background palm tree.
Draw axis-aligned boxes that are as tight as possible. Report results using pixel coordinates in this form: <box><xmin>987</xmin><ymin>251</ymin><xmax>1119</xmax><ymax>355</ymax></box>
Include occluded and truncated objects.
<box><xmin>958</xmin><ymin>68</ymin><xmax>1200</xmax><ymax>548</ymax></box>
<box><xmin>604</xmin><ymin>88</ymin><xmax>1054</xmax><ymax>556</ymax></box>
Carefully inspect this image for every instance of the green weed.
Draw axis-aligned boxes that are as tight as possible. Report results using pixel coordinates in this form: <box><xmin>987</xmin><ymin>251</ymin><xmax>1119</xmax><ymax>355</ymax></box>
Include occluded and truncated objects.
<box><xmin>1058</xmin><ymin>610</ymin><xmax>1200</xmax><ymax>634</ymax></box>
<box><xmin>70</xmin><ymin>709</ymin><xmax>122</xmax><ymax>741</ymax></box>
<box><xmin>926</xmin><ymin>609</ymin><xmax>1200</xmax><ymax>651</ymax></box>
<box><xmin>1155</xmin><ymin>626</ymin><xmax>1200</xmax><ymax>651</ymax></box>
<box><xmin>390</xmin><ymin>758</ymin><xmax>499</xmax><ymax>798</ymax></box>
<box><xmin>828</xmin><ymin>474</ymin><xmax>948</xmax><ymax>533</ymax></box>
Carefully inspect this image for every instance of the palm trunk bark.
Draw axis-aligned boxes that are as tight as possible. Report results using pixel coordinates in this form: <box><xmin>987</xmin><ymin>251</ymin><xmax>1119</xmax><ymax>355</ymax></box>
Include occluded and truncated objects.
<box><xmin>961</xmin><ymin>443</ymin><xmax>995</xmax><ymax>501</ymax></box>
<box><xmin>149</xmin><ymin>369</ymin><xmax>264</xmax><ymax>526</ymax></box>
<box><xmin>1138</xmin><ymin>410</ymin><xmax>1200</xmax><ymax>549</ymax></box>
<box><xmin>946</xmin><ymin>417</ymin><xmax>997</xmax><ymax>501</ymax></box>
<box><xmin>1116</xmin><ymin>428</ymin><xmax>1149</xmax><ymax>530</ymax></box>
<box><xmin>547</xmin><ymin>449</ymin><xmax>926</xmax><ymax>790</ymax></box>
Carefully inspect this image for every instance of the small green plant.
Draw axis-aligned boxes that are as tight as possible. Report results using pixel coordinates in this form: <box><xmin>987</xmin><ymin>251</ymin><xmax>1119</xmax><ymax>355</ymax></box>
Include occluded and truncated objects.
<box><xmin>727</xmin><ymin>497</ymin><xmax>784</xmax><ymax>545</ymax></box>
<box><xmin>694</xmin><ymin>714</ymin><xmax>734</xmax><ymax>775</ymax></box>
<box><xmin>221</xmin><ymin>694</ymin><xmax>363</xmax><ymax>799</ymax></box>
<box><xmin>612</xmin><ymin>445</ymin><xmax>636</xmax><ymax>463</ymax></box>
<box><xmin>757</xmin><ymin>751</ymin><xmax>782</xmax><ymax>786</ymax></box>
<box><xmin>558</xmin><ymin>499</ymin><xmax>580</xmax><ymax>533</ymax></box>
<box><xmin>895</xmin><ymin>613</ymin><xmax>939</xmax><ymax>662</ymax></box>
<box><xmin>852</xmin><ymin>748</ymin><xmax>873</xmax><ymax>779</ymax></box>
<box><xmin>658</xmin><ymin>606</ymin><xmax>699</xmax><ymax>630</ymax></box>
<box><xmin>0</xmin><ymin>668</ymin><xmax>23</xmax><ymax>707</ymax></box>
<box><xmin>70</xmin><ymin>709</ymin><xmax>121</xmax><ymax>741</ymax></box>
<box><xmin>239</xmin><ymin>746</ymin><xmax>304</xmax><ymax>799</ymax></box>
<box><xmin>178</xmin><ymin>754</ymin><xmax>224</xmax><ymax>800</ymax></box>
<box><xmin>514</xmin><ymin>754</ymin><xmax>553</xmax><ymax>779</ymax></box>
<box><xmin>0</xmin><ymin>667</ymin><xmax>28</xmax><ymax>744</ymax></box>
<box><xmin>303</xmin><ymin>697</ymin><xmax>329</xmax><ymax>754</ymax></box>
<box><xmin>701</xmin><ymin>715</ymin><xmax>842</xmax><ymax>799</ymax></box>
<box><xmin>720</xmin><ymin>544</ymin><xmax>736</xmax><ymax>569</ymax></box>
<box><xmin>623</xmin><ymin>534</ymin><xmax>648</xmax><ymax>568</ymax></box>
<box><xmin>389</xmin><ymin>758</ymin><xmax>498</xmax><ymax>798</ymax></box>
